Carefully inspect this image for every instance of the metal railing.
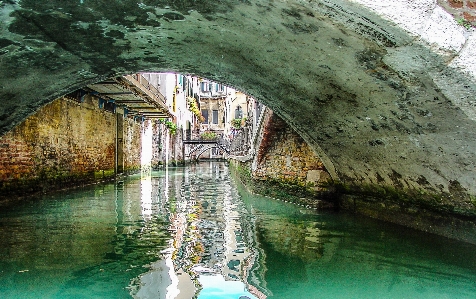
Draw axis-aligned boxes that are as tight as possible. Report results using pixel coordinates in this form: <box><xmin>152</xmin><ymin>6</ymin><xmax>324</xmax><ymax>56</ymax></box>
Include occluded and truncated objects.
<box><xmin>183</xmin><ymin>130</ymin><xmax>231</xmax><ymax>158</ymax></box>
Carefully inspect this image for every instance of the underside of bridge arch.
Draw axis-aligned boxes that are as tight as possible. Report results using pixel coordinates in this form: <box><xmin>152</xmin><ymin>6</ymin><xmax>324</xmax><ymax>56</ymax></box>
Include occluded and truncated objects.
<box><xmin>1</xmin><ymin>1</ymin><xmax>476</xmax><ymax>236</ymax></box>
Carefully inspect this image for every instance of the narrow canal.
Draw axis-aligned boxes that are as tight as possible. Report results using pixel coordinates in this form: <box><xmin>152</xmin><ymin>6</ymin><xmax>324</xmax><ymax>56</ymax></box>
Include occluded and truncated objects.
<box><xmin>1</xmin><ymin>162</ymin><xmax>475</xmax><ymax>298</ymax></box>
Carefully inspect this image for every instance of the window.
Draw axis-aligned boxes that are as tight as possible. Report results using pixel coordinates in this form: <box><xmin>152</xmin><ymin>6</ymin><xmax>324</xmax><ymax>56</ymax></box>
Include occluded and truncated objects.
<box><xmin>235</xmin><ymin>106</ymin><xmax>243</xmax><ymax>119</ymax></box>
<box><xmin>255</xmin><ymin>101</ymin><xmax>263</xmax><ymax>118</ymax></box>
<box><xmin>201</xmin><ymin>82</ymin><xmax>211</xmax><ymax>92</ymax></box>
<box><xmin>212</xmin><ymin>110</ymin><xmax>219</xmax><ymax>124</ymax></box>
<box><xmin>216</xmin><ymin>84</ymin><xmax>224</xmax><ymax>92</ymax></box>
<box><xmin>201</xmin><ymin>109</ymin><xmax>209</xmax><ymax>123</ymax></box>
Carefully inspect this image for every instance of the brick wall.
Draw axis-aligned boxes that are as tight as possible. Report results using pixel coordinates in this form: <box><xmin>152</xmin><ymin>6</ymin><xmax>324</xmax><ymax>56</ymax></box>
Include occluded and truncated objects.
<box><xmin>253</xmin><ymin>111</ymin><xmax>330</xmax><ymax>189</ymax></box>
<box><xmin>0</xmin><ymin>95</ymin><xmax>119</xmax><ymax>198</ymax></box>
<box><xmin>439</xmin><ymin>0</ymin><xmax>476</xmax><ymax>24</ymax></box>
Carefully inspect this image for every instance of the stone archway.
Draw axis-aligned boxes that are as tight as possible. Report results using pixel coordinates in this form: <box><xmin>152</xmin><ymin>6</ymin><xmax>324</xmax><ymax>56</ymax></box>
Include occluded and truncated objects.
<box><xmin>1</xmin><ymin>1</ymin><xmax>476</xmax><ymax>225</ymax></box>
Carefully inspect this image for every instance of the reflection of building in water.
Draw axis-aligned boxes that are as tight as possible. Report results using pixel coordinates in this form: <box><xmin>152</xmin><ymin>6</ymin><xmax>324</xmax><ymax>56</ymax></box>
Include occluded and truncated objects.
<box><xmin>162</xmin><ymin>163</ymin><xmax>264</xmax><ymax>297</ymax></box>
<box><xmin>191</xmin><ymin>163</ymin><xmax>268</xmax><ymax>298</ymax></box>
<box><xmin>132</xmin><ymin>164</ymin><xmax>273</xmax><ymax>298</ymax></box>
<box><xmin>140</xmin><ymin>174</ymin><xmax>153</xmax><ymax>220</ymax></box>
<box><xmin>253</xmin><ymin>218</ymin><xmax>330</xmax><ymax>262</ymax></box>
<box><xmin>240</xmin><ymin>209</ymin><xmax>270</xmax><ymax>299</ymax></box>
<box><xmin>133</xmin><ymin>170</ymin><xmax>197</xmax><ymax>299</ymax></box>
<box><xmin>239</xmin><ymin>205</ymin><xmax>342</xmax><ymax>299</ymax></box>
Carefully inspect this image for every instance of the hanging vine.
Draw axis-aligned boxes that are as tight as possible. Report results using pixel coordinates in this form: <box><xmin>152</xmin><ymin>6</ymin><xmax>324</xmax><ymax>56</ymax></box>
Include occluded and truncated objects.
<box><xmin>159</xmin><ymin>118</ymin><xmax>177</xmax><ymax>135</ymax></box>
<box><xmin>187</xmin><ymin>97</ymin><xmax>205</xmax><ymax>122</ymax></box>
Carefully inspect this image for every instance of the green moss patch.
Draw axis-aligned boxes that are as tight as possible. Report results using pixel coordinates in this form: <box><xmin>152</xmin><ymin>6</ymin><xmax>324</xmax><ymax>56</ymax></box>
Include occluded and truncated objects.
<box><xmin>328</xmin><ymin>180</ymin><xmax>476</xmax><ymax>219</ymax></box>
<box><xmin>229</xmin><ymin>160</ymin><xmax>336</xmax><ymax>209</ymax></box>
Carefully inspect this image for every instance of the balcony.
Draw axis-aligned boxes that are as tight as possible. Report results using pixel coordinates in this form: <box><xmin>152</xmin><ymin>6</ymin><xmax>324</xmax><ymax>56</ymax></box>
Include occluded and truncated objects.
<box><xmin>86</xmin><ymin>74</ymin><xmax>172</xmax><ymax>119</ymax></box>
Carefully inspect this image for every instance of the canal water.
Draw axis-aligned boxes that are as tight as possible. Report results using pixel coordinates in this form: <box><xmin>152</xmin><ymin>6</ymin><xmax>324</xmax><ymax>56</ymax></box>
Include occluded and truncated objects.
<box><xmin>1</xmin><ymin>162</ymin><xmax>475</xmax><ymax>299</ymax></box>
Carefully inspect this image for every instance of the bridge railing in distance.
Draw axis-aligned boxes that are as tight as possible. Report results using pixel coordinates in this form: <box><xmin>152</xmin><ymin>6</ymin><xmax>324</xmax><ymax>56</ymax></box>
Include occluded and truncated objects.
<box><xmin>182</xmin><ymin>130</ymin><xmax>231</xmax><ymax>158</ymax></box>
<box><xmin>218</xmin><ymin>136</ymin><xmax>230</xmax><ymax>150</ymax></box>
<box><xmin>184</xmin><ymin>130</ymin><xmax>224</xmax><ymax>141</ymax></box>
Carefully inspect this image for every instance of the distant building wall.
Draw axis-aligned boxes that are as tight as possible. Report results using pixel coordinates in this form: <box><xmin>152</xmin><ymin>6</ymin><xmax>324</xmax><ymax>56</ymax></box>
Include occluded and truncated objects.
<box><xmin>225</xmin><ymin>91</ymin><xmax>250</xmax><ymax>136</ymax></box>
<box><xmin>151</xmin><ymin>120</ymin><xmax>163</xmax><ymax>168</ymax></box>
<box><xmin>149</xmin><ymin>120</ymin><xmax>186</xmax><ymax>168</ymax></box>
<box><xmin>200</xmin><ymin>97</ymin><xmax>226</xmax><ymax>132</ymax></box>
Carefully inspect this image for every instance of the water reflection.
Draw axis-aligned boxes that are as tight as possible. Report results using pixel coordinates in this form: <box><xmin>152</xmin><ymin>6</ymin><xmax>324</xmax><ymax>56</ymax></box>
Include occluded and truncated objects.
<box><xmin>238</xmin><ymin>184</ymin><xmax>476</xmax><ymax>299</ymax></box>
<box><xmin>197</xmin><ymin>275</ymin><xmax>256</xmax><ymax>299</ymax></box>
<box><xmin>151</xmin><ymin>163</ymin><xmax>261</xmax><ymax>299</ymax></box>
<box><xmin>132</xmin><ymin>162</ymin><xmax>265</xmax><ymax>298</ymax></box>
<box><xmin>0</xmin><ymin>173</ymin><xmax>171</xmax><ymax>299</ymax></box>
<box><xmin>140</xmin><ymin>174</ymin><xmax>153</xmax><ymax>219</ymax></box>
<box><xmin>1</xmin><ymin>162</ymin><xmax>476</xmax><ymax>299</ymax></box>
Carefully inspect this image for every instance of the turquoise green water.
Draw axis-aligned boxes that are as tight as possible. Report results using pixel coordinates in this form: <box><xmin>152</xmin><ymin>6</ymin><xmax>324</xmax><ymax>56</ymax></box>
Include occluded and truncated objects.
<box><xmin>0</xmin><ymin>162</ymin><xmax>475</xmax><ymax>298</ymax></box>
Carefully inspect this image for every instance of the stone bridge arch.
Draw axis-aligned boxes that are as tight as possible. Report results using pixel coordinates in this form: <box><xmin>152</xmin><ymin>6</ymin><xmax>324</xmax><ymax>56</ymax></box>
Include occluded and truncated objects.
<box><xmin>1</xmin><ymin>1</ymin><xmax>476</xmax><ymax>224</ymax></box>
<box><xmin>185</xmin><ymin>141</ymin><xmax>229</xmax><ymax>160</ymax></box>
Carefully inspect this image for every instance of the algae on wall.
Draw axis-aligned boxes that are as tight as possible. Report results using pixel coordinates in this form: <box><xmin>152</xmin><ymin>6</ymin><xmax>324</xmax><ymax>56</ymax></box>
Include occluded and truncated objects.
<box><xmin>0</xmin><ymin>96</ymin><xmax>117</xmax><ymax>199</ymax></box>
<box><xmin>229</xmin><ymin>159</ymin><xmax>335</xmax><ymax>209</ymax></box>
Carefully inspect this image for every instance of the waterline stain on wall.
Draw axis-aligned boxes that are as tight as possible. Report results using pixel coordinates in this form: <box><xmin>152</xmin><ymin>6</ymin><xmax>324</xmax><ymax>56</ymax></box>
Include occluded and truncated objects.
<box><xmin>0</xmin><ymin>95</ymin><xmax>141</xmax><ymax>199</ymax></box>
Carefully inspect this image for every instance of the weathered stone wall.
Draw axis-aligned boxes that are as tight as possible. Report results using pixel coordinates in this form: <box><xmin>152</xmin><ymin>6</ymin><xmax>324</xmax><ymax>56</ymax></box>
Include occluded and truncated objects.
<box><xmin>171</xmin><ymin>127</ymin><xmax>184</xmax><ymax>164</ymax></box>
<box><xmin>254</xmin><ymin>111</ymin><xmax>330</xmax><ymax>188</ymax></box>
<box><xmin>151</xmin><ymin>120</ymin><xmax>164</xmax><ymax>168</ymax></box>
<box><xmin>0</xmin><ymin>96</ymin><xmax>117</xmax><ymax>198</ymax></box>
<box><xmin>231</xmin><ymin>110</ymin><xmax>334</xmax><ymax>208</ymax></box>
<box><xmin>123</xmin><ymin>117</ymin><xmax>142</xmax><ymax>172</ymax></box>
<box><xmin>150</xmin><ymin>120</ymin><xmax>185</xmax><ymax>168</ymax></box>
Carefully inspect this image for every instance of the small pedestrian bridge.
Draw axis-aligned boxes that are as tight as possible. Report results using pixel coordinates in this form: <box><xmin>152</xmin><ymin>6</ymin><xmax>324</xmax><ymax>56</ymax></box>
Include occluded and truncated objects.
<box><xmin>183</xmin><ymin>132</ymin><xmax>230</xmax><ymax>160</ymax></box>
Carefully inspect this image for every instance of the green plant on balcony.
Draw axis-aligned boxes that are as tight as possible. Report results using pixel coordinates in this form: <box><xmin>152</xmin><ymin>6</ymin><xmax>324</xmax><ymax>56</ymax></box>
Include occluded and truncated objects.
<box><xmin>231</xmin><ymin>117</ymin><xmax>247</xmax><ymax>129</ymax></box>
<box><xmin>231</xmin><ymin>118</ymin><xmax>242</xmax><ymax>129</ymax></box>
<box><xmin>187</xmin><ymin>97</ymin><xmax>205</xmax><ymax>122</ymax></box>
<box><xmin>200</xmin><ymin>131</ymin><xmax>217</xmax><ymax>140</ymax></box>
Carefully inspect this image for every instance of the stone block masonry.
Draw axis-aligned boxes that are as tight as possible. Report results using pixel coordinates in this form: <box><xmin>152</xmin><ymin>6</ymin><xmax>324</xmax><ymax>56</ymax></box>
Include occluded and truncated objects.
<box><xmin>123</xmin><ymin>116</ymin><xmax>142</xmax><ymax>172</ymax></box>
<box><xmin>254</xmin><ymin>111</ymin><xmax>330</xmax><ymax>189</ymax></box>
<box><xmin>236</xmin><ymin>110</ymin><xmax>334</xmax><ymax>208</ymax></box>
<box><xmin>0</xmin><ymin>95</ymin><xmax>141</xmax><ymax>199</ymax></box>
